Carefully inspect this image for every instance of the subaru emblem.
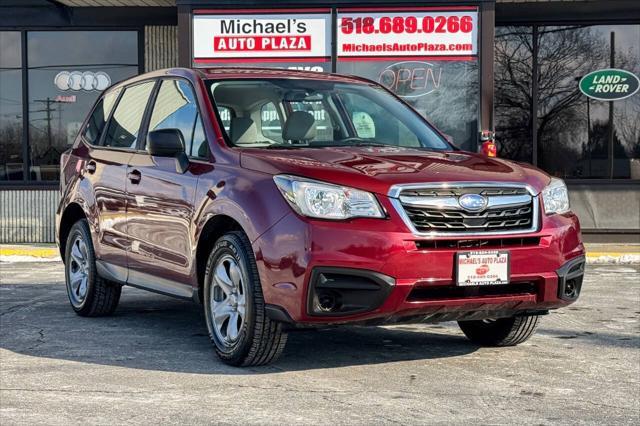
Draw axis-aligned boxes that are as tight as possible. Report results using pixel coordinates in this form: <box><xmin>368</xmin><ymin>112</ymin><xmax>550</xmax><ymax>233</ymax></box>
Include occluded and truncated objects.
<box><xmin>458</xmin><ymin>194</ymin><xmax>488</xmax><ymax>212</ymax></box>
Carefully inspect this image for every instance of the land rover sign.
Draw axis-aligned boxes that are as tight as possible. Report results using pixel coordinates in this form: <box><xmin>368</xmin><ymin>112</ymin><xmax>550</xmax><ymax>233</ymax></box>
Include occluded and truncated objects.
<box><xmin>579</xmin><ymin>68</ymin><xmax>640</xmax><ymax>101</ymax></box>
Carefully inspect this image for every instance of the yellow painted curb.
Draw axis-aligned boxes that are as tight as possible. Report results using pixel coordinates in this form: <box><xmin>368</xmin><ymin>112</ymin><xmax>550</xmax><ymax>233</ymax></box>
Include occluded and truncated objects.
<box><xmin>0</xmin><ymin>247</ymin><xmax>59</xmax><ymax>258</ymax></box>
<box><xmin>586</xmin><ymin>252</ymin><xmax>640</xmax><ymax>258</ymax></box>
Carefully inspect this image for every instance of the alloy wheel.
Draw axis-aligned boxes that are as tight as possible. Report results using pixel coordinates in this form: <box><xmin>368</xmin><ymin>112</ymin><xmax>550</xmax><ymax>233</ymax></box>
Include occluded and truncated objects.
<box><xmin>67</xmin><ymin>234</ymin><xmax>89</xmax><ymax>305</ymax></box>
<box><xmin>210</xmin><ymin>254</ymin><xmax>247</xmax><ymax>347</ymax></box>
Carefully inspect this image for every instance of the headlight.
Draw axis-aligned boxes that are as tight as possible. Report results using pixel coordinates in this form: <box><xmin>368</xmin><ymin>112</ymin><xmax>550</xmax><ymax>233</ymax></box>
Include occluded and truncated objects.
<box><xmin>542</xmin><ymin>178</ymin><xmax>570</xmax><ymax>215</ymax></box>
<box><xmin>273</xmin><ymin>175</ymin><xmax>385</xmax><ymax>220</ymax></box>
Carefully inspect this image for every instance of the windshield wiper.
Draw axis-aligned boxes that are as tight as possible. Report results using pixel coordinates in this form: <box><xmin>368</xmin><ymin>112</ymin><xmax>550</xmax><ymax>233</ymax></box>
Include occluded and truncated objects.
<box><xmin>260</xmin><ymin>139</ymin><xmax>390</xmax><ymax>149</ymax></box>
<box><xmin>332</xmin><ymin>137</ymin><xmax>389</xmax><ymax>147</ymax></box>
<box><xmin>263</xmin><ymin>143</ymin><xmax>309</xmax><ymax>149</ymax></box>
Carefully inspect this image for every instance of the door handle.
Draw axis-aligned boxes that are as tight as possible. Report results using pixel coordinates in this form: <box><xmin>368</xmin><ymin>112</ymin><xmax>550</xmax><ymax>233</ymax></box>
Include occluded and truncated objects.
<box><xmin>85</xmin><ymin>161</ymin><xmax>97</xmax><ymax>174</ymax></box>
<box><xmin>127</xmin><ymin>169</ymin><xmax>141</xmax><ymax>184</ymax></box>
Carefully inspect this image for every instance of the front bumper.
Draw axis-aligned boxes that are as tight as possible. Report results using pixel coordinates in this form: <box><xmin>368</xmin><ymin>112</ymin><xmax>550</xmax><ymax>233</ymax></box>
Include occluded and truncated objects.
<box><xmin>253</xmin><ymin>202</ymin><xmax>585</xmax><ymax>325</ymax></box>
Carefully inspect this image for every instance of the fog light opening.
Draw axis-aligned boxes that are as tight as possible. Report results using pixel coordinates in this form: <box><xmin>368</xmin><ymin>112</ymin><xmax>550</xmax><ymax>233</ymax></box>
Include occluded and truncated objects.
<box><xmin>317</xmin><ymin>290</ymin><xmax>340</xmax><ymax>313</ymax></box>
<box><xmin>563</xmin><ymin>278</ymin><xmax>580</xmax><ymax>299</ymax></box>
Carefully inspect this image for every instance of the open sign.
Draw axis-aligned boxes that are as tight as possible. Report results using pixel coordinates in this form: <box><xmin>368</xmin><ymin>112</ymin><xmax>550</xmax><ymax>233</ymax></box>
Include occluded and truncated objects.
<box><xmin>378</xmin><ymin>61</ymin><xmax>442</xmax><ymax>98</ymax></box>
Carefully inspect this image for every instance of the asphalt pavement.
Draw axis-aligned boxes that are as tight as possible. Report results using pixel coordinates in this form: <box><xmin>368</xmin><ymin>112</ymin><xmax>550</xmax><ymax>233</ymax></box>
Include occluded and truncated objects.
<box><xmin>1</xmin><ymin>261</ymin><xmax>638</xmax><ymax>425</ymax></box>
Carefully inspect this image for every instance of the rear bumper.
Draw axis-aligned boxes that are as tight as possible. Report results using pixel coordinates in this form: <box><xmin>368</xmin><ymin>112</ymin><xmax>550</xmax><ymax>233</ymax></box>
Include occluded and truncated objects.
<box><xmin>253</xmin><ymin>209</ymin><xmax>585</xmax><ymax>325</ymax></box>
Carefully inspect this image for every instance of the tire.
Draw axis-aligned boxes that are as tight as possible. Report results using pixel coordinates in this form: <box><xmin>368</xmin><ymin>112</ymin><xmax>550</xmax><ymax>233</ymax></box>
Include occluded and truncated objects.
<box><xmin>203</xmin><ymin>231</ymin><xmax>287</xmax><ymax>367</ymax></box>
<box><xmin>64</xmin><ymin>219</ymin><xmax>121</xmax><ymax>317</ymax></box>
<box><xmin>458</xmin><ymin>315</ymin><xmax>540</xmax><ymax>346</ymax></box>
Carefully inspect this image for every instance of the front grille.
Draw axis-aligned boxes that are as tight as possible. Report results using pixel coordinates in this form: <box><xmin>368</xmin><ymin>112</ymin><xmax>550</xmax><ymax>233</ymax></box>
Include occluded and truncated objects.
<box><xmin>404</xmin><ymin>203</ymin><xmax>533</xmax><ymax>232</ymax></box>
<box><xmin>400</xmin><ymin>187</ymin><xmax>529</xmax><ymax>197</ymax></box>
<box><xmin>392</xmin><ymin>184</ymin><xmax>539</xmax><ymax>236</ymax></box>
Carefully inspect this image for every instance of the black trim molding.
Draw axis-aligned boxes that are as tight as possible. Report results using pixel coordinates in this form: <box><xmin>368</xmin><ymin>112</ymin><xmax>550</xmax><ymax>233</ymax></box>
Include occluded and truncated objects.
<box><xmin>0</xmin><ymin>5</ymin><xmax>176</xmax><ymax>28</ymax></box>
<box><xmin>496</xmin><ymin>0</ymin><xmax>640</xmax><ymax>25</ymax></box>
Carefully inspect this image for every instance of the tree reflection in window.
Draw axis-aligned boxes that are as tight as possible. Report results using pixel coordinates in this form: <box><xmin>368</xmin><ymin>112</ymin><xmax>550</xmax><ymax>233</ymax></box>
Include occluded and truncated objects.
<box><xmin>496</xmin><ymin>24</ymin><xmax>640</xmax><ymax>179</ymax></box>
<box><xmin>495</xmin><ymin>26</ymin><xmax>534</xmax><ymax>163</ymax></box>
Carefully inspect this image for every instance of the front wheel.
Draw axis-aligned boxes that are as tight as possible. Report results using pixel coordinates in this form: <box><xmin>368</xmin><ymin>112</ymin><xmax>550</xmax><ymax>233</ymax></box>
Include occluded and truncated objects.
<box><xmin>203</xmin><ymin>231</ymin><xmax>287</xmax><ymax>366</ymax></box>
<box><xmin>458</xmin><ymin>315</ymin><xmax>540</xmax><ymax>346</ymax></box>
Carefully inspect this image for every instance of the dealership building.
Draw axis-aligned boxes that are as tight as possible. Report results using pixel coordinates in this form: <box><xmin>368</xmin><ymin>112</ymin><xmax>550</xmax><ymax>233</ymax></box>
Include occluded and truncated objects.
<box><xmin>1</xmin><ymin>0</ymin><xmax>638</xmax><ymax>243</ymax></box>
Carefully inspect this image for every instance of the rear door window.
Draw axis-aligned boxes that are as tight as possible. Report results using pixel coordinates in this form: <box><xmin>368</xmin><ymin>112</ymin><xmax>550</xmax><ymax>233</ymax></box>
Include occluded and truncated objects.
<box><xmin>82</xmin><ymin>89</ymin><xmax>120</xmax><ymax>145</ymax></box>
<box><xmin>102</xmin><ymin>81</ymin><xmax>155</xmax><ymax>149</ymax></box>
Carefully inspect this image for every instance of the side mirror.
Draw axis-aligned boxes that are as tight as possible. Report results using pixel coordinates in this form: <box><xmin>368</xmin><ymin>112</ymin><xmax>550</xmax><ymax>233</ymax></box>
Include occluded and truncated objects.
<box><xmin>147</xmin><ymin>129</ymin><xmax>189</xmax><ymax>173</ymax></box>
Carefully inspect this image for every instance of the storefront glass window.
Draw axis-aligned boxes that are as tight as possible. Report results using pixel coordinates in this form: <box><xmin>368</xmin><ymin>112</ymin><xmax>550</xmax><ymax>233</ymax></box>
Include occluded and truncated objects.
<box><xmin>496</xmin><ymin>24</ymin><xmax>640</xmax><ymax>179</ymax></box>
<box><xmin>0</xmin><ymin>32</ymin><xmax>23</xmax><ymax>181</ymax></box>
<box><xmin>537</xmin><ymin>25</ymin><xmax>640</xmax><ymax>179</ymax></box>
<box><xmin>494</xmin><ymin>26</ymin><xmax>533</xmax><ymax>163</ymax></box>
<box><xmin>27</xmin><ymin>31</ymin><xmax>139</xmax><ymax>181</ymax></box>
<box><xmin>337</xmin><ymin>60</ymin><xmax>479</xmax><ymax>151</ymax></box>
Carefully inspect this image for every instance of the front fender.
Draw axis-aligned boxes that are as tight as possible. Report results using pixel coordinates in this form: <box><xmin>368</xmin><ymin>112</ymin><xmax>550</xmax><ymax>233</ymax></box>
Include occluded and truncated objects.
<box><xmin>192</xmin><ymin>164</ymin><xmax>290</xmax><ymax>245</ymax></box>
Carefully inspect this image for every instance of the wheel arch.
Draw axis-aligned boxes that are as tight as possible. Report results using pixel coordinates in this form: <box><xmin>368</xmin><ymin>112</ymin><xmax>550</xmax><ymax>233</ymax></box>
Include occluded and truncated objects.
<box><xmin>58</xmin><ymin>202</ymin><xmax>88</xmax><ymax>260</ymax></box>
<box><xmin>195</xmin><ymin>214</ymin><xmax>245</xmax><ymax>304</ymax></box>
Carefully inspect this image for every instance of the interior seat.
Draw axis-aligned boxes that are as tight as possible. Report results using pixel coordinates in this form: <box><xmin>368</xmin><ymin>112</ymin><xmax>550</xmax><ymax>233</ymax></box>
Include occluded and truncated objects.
<box><xmin>282</xmin><ymin>111</ymin><xmax>316</xmax><ymax>143</ymax></box>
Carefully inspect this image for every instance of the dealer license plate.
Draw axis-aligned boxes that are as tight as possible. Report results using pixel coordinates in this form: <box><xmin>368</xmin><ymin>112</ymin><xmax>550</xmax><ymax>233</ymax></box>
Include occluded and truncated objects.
<box><xmin>456</xmin><ymin>250</ymin><xmax>510</xmax><ymax>286</ymax></box>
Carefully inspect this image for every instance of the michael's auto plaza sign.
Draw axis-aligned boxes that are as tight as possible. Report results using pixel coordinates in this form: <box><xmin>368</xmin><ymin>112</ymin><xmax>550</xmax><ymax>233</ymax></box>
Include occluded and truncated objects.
<box><xmin>336</xmin><ymin>9</ymin><xmax>477</xmax><ymax>58</ymax></box>
<box><xmin>191</xmin><ymin>7</ymin><xmax>478</xmax><ymax>66</ymax></box>
<box><xmin>192</xmin><ymin>9</ymin><xmax>332</xmax><ymax>64</ymax></box>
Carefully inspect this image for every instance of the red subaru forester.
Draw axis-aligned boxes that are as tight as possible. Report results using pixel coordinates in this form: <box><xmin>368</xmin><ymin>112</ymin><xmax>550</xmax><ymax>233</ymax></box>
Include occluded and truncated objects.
<box><xmin>56</xmin><ymin>68</ymin><xmax>585</xmax><ymax>366</ymax></box>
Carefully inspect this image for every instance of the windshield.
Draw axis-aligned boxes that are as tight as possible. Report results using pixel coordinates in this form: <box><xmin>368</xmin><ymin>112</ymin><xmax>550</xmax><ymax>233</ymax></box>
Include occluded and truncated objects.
<box><xmin>208</xmin><ymin>78</ymin><xmax>451</xmax><ymax>151</ymax></box>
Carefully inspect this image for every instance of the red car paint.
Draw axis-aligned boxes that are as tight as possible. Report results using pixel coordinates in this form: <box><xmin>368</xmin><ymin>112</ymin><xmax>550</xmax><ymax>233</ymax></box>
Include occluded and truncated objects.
<box><xmin>56</xmin><ymin>67</ymin><xmax>585</xmax><ymax>326</ymax></box>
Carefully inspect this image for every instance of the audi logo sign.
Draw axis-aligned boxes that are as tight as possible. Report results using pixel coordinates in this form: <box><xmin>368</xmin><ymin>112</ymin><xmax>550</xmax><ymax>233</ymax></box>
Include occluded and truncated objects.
<box><xmin>54</xmin><ymin>71</ymin><xmax>111</xmax><ymax>92</ymax></box>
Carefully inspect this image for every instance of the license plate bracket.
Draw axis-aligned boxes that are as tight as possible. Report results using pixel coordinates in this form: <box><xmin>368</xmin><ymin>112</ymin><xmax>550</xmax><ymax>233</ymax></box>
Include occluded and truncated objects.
<box><xmin>456</xmin><ymin>250</ymin><xmax>510</xmax><ymax>286</ymax></box>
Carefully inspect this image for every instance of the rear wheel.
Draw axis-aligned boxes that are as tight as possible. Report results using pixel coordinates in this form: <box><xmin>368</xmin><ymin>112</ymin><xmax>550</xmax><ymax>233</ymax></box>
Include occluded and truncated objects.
<box><xmin>203</xmin><ymin>231</ymin><xmax>287</xmax><ymax>366</ymax></box>
<box><xmin>64</xmin><ymin>219</ymin><xmax>121</xmax><ymax>316</ymax></box>
<box><xmin>458</xmin><ymin>315</ymin><xmax>540</xmax><ymax>346</ymax></box>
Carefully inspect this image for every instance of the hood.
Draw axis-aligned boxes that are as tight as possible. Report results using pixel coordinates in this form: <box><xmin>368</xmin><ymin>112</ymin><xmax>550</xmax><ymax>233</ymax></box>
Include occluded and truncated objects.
<box><xmin>240</xmin><ymin>146</ymin><xmax>551</xmax><ymax>196</ymax></box>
